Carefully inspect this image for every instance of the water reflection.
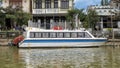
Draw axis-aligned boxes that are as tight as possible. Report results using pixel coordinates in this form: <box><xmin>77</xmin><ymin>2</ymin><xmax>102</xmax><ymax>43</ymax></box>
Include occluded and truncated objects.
<box><xmin>0</xmin><ymin>46</ymin><xmax>120</xmax><ymax>68</ymax></box>
<box><xmin>18</xmin><ymin>47</ymin><xmax>120</xmax><ymax>68</ymax></box>
<box><xmin>0</xmin><ymin>46</ymin><xmax>24</xmax><ymax>68</ymax></box>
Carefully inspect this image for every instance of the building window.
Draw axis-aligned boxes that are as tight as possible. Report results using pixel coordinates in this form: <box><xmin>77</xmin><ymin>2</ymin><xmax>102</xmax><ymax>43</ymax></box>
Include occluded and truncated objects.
<box><xmin>61</xmin><ymin>0</ymin><xmax>69</xmax><ymax>9</ymax></box>
<box><xmin>35</xmin><ymin>0</ymin><xmax>42</xmax><ymax>9</ymax></box>
<box><xmin>54</xmin><ymin>17</ymin><xmax>59</xmax><ymax>22</ymax></box>
<box><xmin>45</xmin><ymin>0</ymin><xmax>51</xmax><ymax>8</ymax></box>
<box><xmin>61</xmin><ymin>16</ymin><xmax>66</xmax><ymax>22</ymax></box>
<box><xmin>54</xmin><ymin>0</ymin><xmax>58</xmax><ymax>8</ymax></box>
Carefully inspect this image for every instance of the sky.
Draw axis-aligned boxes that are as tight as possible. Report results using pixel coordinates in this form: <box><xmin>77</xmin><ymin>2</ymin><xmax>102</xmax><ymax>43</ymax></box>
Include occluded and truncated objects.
<box><xmin>74</xmin><ymin>0</ymin><xmax>101</xmax><ymax>9</ymax></box>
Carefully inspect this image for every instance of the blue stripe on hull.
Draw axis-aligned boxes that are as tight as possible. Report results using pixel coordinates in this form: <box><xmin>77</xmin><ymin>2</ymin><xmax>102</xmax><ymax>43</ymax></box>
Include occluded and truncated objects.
<box><xmin>23</xmin><ymin>39</ymin><xmax>107</xmax><ymax>43</ymax></box>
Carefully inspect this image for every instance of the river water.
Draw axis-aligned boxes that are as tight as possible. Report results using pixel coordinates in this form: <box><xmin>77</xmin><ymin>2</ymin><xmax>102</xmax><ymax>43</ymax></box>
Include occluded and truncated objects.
<box><xmin>0</xmin><ymin>46</ymin><xmax>120</xmax><ymax>68</ymax></box>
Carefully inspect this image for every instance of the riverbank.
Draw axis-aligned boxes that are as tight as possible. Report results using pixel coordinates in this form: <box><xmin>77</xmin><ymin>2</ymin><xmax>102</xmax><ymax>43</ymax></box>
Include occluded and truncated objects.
<box><xmin>0</xmin><ymin>31</ymin><xmax>22</xmax><ymax>46</ymax></box>
<box><xmin>105</xmin><ymin>39</ymin><xmax>120</xmax><ymax>46</ymax></box>
<box><xmin>0</xmin><ymin>39</ymin><xmax>12</xmax><ymax>46</ymax></box>
<box><xmin>0</xmin><ymin>39</ymin><xmax>120</xmax><ymax>46</ymax></box>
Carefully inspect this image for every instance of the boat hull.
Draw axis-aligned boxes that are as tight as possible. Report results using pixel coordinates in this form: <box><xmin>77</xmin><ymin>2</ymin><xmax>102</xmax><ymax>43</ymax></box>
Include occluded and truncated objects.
<box><xmin>19</xmin><ymin>39</ymin><xmax>107</xmax><ymax>48</ymax></box>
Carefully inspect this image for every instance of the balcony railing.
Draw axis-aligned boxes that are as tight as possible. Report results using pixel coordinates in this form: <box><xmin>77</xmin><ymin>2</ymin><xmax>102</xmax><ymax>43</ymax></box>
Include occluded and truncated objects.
<box><xmin>32</xmin><ymin>8</ymin><xmax>68</xmax><ymax>14</ymax></box>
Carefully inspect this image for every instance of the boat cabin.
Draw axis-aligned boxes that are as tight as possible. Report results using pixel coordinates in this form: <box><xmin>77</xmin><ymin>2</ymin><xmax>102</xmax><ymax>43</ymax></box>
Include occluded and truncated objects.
<box><xmin>27</xmin><ymin>30</ymin><xmax>94</xmax><ymax>38</ymax></box>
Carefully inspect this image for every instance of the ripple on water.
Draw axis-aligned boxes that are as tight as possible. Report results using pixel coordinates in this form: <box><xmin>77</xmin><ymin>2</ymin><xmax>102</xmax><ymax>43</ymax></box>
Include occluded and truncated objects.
<box><xmin>19</xmin><ymin>48</ymin><xmax>115</xmax><ymax>68</ymax></box>
<box><xmin>1</xmin><ymin>46</ymin><xmax>120</xmax><ymax>68</ymax></box>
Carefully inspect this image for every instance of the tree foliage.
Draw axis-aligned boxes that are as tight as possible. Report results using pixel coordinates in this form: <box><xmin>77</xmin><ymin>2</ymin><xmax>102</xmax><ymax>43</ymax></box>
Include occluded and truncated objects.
<box><xmin>66</xmin><ymin>8</ymin><xmax>99</xmax><ymax>30</ymax></box>
<box><xmin>0</xmin><ymin>7</ymin><xmax>6</xmax><ymax>25</ymax></box>
<box><xmin>15</xmin><ymin>11</ymin><xmax>32</xmax><ymax>26</ymax></box>
<box><xmin>66</xmin><ymin>9</ymin><xmax>86</xmax><ymax>29</ymax></box>
<box><xmin>0</xmin><ymin>6</ymin><xmax>32</xmax><ymax>30</ymax></box>
<box><xmin>85</xmin><ymin>9</ymin><xmax>99</xmax><ymax>30</ymax></box>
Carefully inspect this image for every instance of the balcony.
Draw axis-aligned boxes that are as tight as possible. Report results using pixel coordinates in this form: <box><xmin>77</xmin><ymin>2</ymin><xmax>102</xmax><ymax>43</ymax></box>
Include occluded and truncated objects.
<box><xmin>32</xmin><ymin>8</ymin><xmax>68</xmax><ymax>14</ymax></box>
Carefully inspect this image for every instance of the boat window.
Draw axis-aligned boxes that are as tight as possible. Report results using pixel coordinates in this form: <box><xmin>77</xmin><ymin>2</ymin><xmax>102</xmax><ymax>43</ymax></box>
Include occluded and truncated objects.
<box><xmin>71</xmin><ymin>32</ymin><xmax>77</xmax><ymax>38</ymax></box>
<box><xmin>50</xmin><ymin>32</ymin><xmax>56</xmax><ymax>38</ymax></box>
<box><xmin>29</xmin><ymin>32</ymin><xmax>92</xmax><ymax>38</ymax></box>
<box><xmin>64</xmin><ymin>32</ymin><xmax>70</xmax><ymax>38</ymax></box>
<box><xmin>35</xmin><ymin>32</ymin><xmax>39</xmax><ymax>38</ymax></box>
<box><xmin>35</xmin><ymin>32</ymin><xmax>42</xmax><ymax>38</ymax></box>
<box><xmin>57</xmin><ymin>32</ymin><xmax>64</xmax><ymax>38</ymax></box>
<box><xmin>39</xmin><ymin>33</ymin><xmax>42</xmax><ymax>38</ymax></box>
<box><xmin>85</xmin><ymin>32</ymin><xmax>92</xmax><ymax>38</ymax></box>
<box><xmin>77</xmin><ymin>32</ymin><xmax>85</xmax><ymax>38</ymax></box>
<box><xmin>30</xmin><ymin>32</ymin><xmax>35</xmax><ymax>38</ymax></box>
<box><xmin>42</xmin><ymin>32</ymin><xmax>49</xmax><ymax>38</ymax></box>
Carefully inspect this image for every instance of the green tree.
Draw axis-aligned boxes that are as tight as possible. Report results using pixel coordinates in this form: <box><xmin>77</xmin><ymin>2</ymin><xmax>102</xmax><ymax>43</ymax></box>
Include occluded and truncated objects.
<box><xmin>0</xmin><ymin>7</ymin><xmax>5</xmax><ymax>25</ymax></box>
<box><xmin>85</xmin><ymin>9</ymin><xmax>99</xmax><ymax>31</ymax></box>
<box><xmin>15</xmin><ymin>11</ymin><xmax>32</xmax><ymax>26</ymax></box>
<box><xmin>82</xmin><ymin>18</ymin><xmax>89</xmax><ymax>29</ymax></box>
<box><xmin>66</xmin><ymin>9</ymin><xmax>76</xmax><ymax>29</ymax></box>
<box><xmin>1</xmin><ymin>6</ymin><xmax>32</xmax><ymax>30</ymax></box>
<box><xmin>5</xmin><ymin>6</ymin><xmax>19</xmax><ymax>29</ymax></box>
<box><xmin>66</xmin><ymin>9</ymin><xmax>86</xmax><ymax>29</ymax></box>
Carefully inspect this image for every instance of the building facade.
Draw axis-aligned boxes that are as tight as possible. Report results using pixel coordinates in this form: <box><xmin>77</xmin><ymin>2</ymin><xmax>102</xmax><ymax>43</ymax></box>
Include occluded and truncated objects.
<box><xmin>1</xmin><ymin>0</ymin><xmax>74</xmax><ymax>29</ymax></box>
<box><xmin>32</xmin><ymin>0</ymin><xmax>74</xmax><ymax>29</ymax></box>
<box><xmin>110</xmin><ymin>0</ymin><xmax>120</xmax><ymax>10</ymax></box>
<box><xmin>101</xmin><ymin>0</ymin><xmax>109</xmax><ymax>6</ymax></box>
<box><xmin>88</xmin><ymin>5</ymin><xmax>119</xmax><ymax>28</ymax></box>
<box><xmin>1</xmin><ymin>0</ymin><xmax>31</xmax><ymax>13</ymax></box>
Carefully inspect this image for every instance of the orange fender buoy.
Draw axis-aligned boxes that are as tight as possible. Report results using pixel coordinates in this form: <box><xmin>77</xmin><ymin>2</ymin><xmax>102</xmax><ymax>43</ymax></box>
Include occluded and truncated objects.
<box><xmin>13</xmin><ymin>35</ymin><xmax>24</xmax><ymax>45</ymax></box>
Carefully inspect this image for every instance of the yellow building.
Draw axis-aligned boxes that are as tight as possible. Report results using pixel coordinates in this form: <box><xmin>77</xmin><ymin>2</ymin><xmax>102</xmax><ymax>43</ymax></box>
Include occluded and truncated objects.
<box><xmin>32</xmin><ymin>0</ymin><xmax>74</xmax><ymax>29</ymax></box>
<box><xmin>1</xmin><ymin>0</ymin><xmax>74</xmax><ymax>29</ymax></box>
<box><xmin>1</xmin><ymin>0</ymin><xmax>31</xmax><ymax>13</ymax></box>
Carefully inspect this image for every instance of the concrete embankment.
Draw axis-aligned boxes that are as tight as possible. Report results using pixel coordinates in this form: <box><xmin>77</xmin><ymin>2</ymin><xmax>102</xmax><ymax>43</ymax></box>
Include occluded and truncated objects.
<box><xmin>0</xmin><ymin>39</ymin><xmax>120</xmax><ymax>46</ymax></box>
<box><xmin>0</xmin><ymin>31</ymin><xmax>22</xmax><ymax>46</ymax></box>
<box><xmin>105</xmin><ymin>39</ymin><xmax>120</xmax><ymax>46</ymax></box>
<box><xmin>0</xmin><ymin>39</ymin><xmax>12</xmax><ymax>46</ymax></box>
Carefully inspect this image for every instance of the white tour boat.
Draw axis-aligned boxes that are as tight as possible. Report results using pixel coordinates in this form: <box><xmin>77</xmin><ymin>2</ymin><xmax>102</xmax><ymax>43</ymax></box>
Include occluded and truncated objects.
<box><xmin>18</xmin><ymin>27</ymin><xmax>107</xmax><ymax>48</ymax></box>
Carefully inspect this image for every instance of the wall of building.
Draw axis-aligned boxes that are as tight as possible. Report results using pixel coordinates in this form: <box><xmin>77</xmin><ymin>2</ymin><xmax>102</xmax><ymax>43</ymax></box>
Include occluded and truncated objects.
<box><xmin>1</xmin><ymin>0</ymin><xmax>31</xmax><ymax>13</ymax></box>
<box><xmin>32</xmin><ymin>0</ymin><xmax>74</xmax><ymax>14</ymax></box>
<box><xmin>110</xmin><ymin>0</ymin><xmax>120</xmax><ymax>10</ymax></box>
<box><xmin>32</xmin><ymin>0</ymin><xmax>74</xmax><ymax>29</ymax></box>
<box><xmin>1</xmin><ymin>0</ymin><xmax>74</xmax><ymax>29</ymax></box>
<box><xmin>88</xmin><ymin>5</ymin><xmax>119</xmax><ymax>28</ymax></box>
<box><xmin>22</xmin><ymin>0</ymin><xmax>30</xmax><ymax>13</ymax></box>
<box><xmin>2</xmin><ymin>0</ymin><xmax>9</xmax><ymax>8</ymax></box>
